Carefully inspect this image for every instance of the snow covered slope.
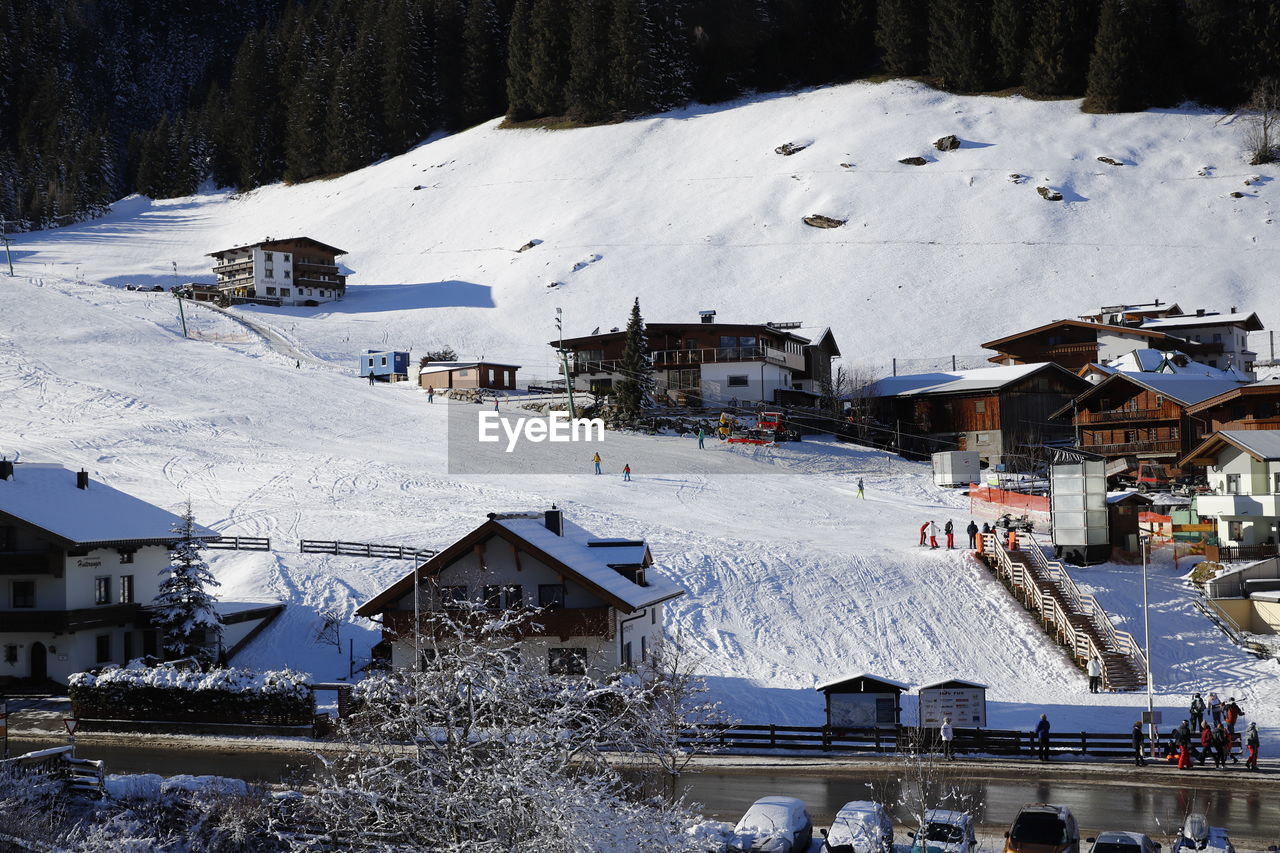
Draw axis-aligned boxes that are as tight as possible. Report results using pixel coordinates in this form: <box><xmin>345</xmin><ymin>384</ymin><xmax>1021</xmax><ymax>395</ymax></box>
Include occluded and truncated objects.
<box><xmin>4</xmin><ymin>80</ymin><xmax>1280</xmax><ymax>741</ymax></box>
<box><xmin>9</xmin><ymin>80</ymin><xmax>1280</xmax><ymax>375</ymax></box>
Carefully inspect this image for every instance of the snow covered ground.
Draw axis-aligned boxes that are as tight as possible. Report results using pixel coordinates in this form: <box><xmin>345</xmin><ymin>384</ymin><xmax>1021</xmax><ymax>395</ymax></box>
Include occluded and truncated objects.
<box><xmin>3</xmin><ymin>80</ymin><xmax>1280</xmax><ymax>747</ymax></box>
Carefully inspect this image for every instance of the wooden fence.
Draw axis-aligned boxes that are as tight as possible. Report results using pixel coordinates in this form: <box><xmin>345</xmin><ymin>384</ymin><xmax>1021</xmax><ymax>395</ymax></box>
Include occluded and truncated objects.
<box><xmin>204</xmin><ymin>536</ymin><xmax>272</xmax><ymax>552</ymax></box>
<box><xmin>300</xmin><ymin>539</ymin><xmax>437</xmax><ymax>561</ymax></box>
<box><xmin>680</xmin><ymin>724</ymin><xmax>1142</xmax><ymax>758</ymax></box>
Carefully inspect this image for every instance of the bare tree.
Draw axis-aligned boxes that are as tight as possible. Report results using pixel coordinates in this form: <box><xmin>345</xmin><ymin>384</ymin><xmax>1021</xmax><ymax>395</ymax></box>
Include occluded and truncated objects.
<box><xmin>1242</xmin><ymin>77</ymin><xmax>1280</xmax><ymax>165</ymax></box>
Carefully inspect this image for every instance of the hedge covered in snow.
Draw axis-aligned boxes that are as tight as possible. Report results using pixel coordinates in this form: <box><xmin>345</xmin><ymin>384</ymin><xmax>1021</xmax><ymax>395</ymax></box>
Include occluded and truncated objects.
<box><xmin>68</xmin><ymin>663</ymin><xmax>313</xmax><ymax>725</ymax></box>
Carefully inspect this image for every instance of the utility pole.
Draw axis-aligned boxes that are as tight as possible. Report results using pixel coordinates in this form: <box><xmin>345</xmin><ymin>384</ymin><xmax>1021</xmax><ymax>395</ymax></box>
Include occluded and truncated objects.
<box><xmin>0</xmin><ymin>217</ymin><xmax>13</xmax><ymax>277</ymax></box>
<box><xmin>555</xmin><ymin>308</ymin><xmax>578</xmax><ymax>419</ymax></box>
<box><xmin>175</xmin><ymin>293</ymin><xmax>189</xmax><ymax>338</ymax></box>
<box><xmin>1141</xmin><ymin>535</ymin><xmax>1158</xmax><ymax>758</ymax></box>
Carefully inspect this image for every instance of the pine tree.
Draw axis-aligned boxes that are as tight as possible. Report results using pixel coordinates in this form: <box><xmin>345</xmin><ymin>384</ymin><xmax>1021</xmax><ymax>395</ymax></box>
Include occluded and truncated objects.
<box><xmin>929</xmin><ymin>0</ymin><xmax>993</xmax><ymax>92</ymax></box>
<box><xmin>1178</xmin><ymin>0</ymin><xmax>1240</xmax><ymax>106</ymax></box>
<box><xmin>876</xmin><ymin>0</ymin><xmax>930</xmax><ymax>77</ymax></box>
<box><xmin>381</xmin><ymin>0</ymin><xmax>434</xmax><ymax>151</ymax></box>
<box><xmin>152</xmin><ymin>505</ymin><xmax>223</xmax><ymax>668</ymax></box>
<box><xmin>528</xmin><ymin>0</ymin><xmax>571</xmax><ymax>115</ymax></box>
<box><xmin>286</xmin><ymin>63</ymin><xmax>334</xmax><ymax>182</ymax></box>
<box><xmin>1022</xmin><ymin>0</ymin><xmax>1098</xmax><ymax>96</ymax></box>
<box><xmin>461</xmin><ymin>0</ymin><xmax>506</xmax><ymax>125</ymax></box>
<box><xmin>613</xmin><ymin>298</ymin><xmax>654</xmax><ymax>424</ymax></box>
<box><xmin>1083</xmin><ymin>0</ymin><xmax>1142</xmax><ymax>112</ymax></box>
<box><xmin>566</xmin><ymin>0</ymin><xmax>613</xmax><ymax>121</ymax></box>
<box><xmin>506</xmin><ymin>0</ymin><xmax>537</xmax><ymax>119</ymax></box>
<box><xmin>433</xmin><ymin>0</ymin><xmax>469</xmax><ymax>128</ymax></box>
<box><xmin>989</xmin><ymin>0</ymin><xmax>1028</xmax><ymax>87</ymax></box>
<box><xmin>325</xmin><ymin>44</ymin><xmax>385</xmax><ymax>174</ymax></box>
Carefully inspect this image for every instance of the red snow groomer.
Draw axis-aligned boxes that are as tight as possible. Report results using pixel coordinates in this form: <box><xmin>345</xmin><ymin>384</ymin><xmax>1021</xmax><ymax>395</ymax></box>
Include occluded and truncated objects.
<box><xmin>723</xmin><ymin>411</ymin><xmax>798</xmax><ymax>445</ymax></box>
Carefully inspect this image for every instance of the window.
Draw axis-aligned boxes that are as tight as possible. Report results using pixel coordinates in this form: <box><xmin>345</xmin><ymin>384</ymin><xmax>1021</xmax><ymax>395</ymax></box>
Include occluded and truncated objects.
<box><xmin>438</xmin><ymin>585</ymin><xmax>468</xmax><ymax>605</ymax></box>
<box><xmin>1274</xmin><ymin>472</ymin><xmax>1280</xmax><ymax>495</ymax></box>
<box><xmin>1213</xmin><ymin>332</ymin><xmax>1222</xmax><ymax>342</ymax></box>
<box><xmin>727</xmin><ymin>375</ymin><xmax>749</xmax><ymax>387</ymax></box>
<box><xmin>265</xmin><ymin>268</ymin><xmax>274</xmax><ymax>278</ymax></box>
<box><xmin>487</xmin><ymin>368</ymin><xmax>495</xmax><ymax>383</ymax></box>
<box><xmin>622</xmin><ymin>641</ymin><xmax>633</xmax><ymax>667</ymax></box>
<box><xmin>1226</xmin><ymin>473</ymin><xmax>1241</xmax><ymax>494</ymax></box>
<box><xmin>380</xmin><ymin>356</ymin><xmax>387</xmax><ymax>366</ymax></box>
<box><xmin>12</xmin><ymin>580</ymin><xmax>35</xmax><ymax>608</ymax></box>
<box><xmin>280</xmin><ymin>288</ymin><xmax>290</xmax><ymax>296</ymax></box>
<box><xmin>95</xmin><ymin>576</ymin><xmax>111</xmax><ymax>605</ymax></box>
<box><xmin>1193</xmin><ymin>334</ymin><xmax>1201</xmax><ymax>342</ymax></box>
<box><xmin>120</xmin><ymin>575</ymin><xmax>134</xmax><ymax>604</ymax></box>
<box><xmin>1228</xmin><ymin>520</ymin><xmax>1244</xmax><ymax>542</ymax></box>
<box><xmin>0</xmin><ymin>525</ymin><xmax>14</xmax><ymax>551</ymax></box>
<box><xmin>640</xmin><ymin>635</ymin><xmax>647</xmax><ymax>661</ymax></box>
<box><xmin>96</xmin><ymin>634</ymin><xmax>111</xmax><ymax>664</ymax></box>
<box><xmin>976</xmin><ymin>432</ymin><xmax>990</xmax><ymax>444</ymax></box>
<box><xmin>548</xmin><ymin>648</ymin><xmax>587</xmax><ymax>675</ymax></box>
<box><xmin>266</xmin><ymin>287</ymin><xmax>276</xmax><ymax>296</ymax></box>
<box><xmin>284</xmin><ymin>270</ymin><xmax>291</xmax><ymax>279</ymax></box>
<box><xmin>458</xmin><ymin>370</ymin><xmax>470</xmax><ymax>377</ymax></box>
<box><xmin>283</xmin><ymin>254</ymin><xmax>290</xmax><ymax>262</ymax></box>
<box><xmin>119</xmin><ymin>549</ymin><xmax>134</xmax><ymax>564</ymax></box>
<box><xmin>974</xmin><ymin>399</ymin><xmax>985</xmax><ymax>413</ymax></box>
<box><xmin>1155</xmin><ymin>396</ymin><xmax>1164</xmax><ymax>407</ymax></box>
<box><xmin>504</xmin><ymin>584</ymin><xmax>523</xmax><ymax>609</ymax></box>
<box><xmin>264</xmin><ymin>252</ymin><xmax>273</xmax><ymax>260</ymax></box>
<box><xmin>3</xmin><ymin>645</ymin><xmax>16</xmax><ymax>664</ymax></box>
<box><xmin>538</xmin><ymin>584</ymin><xmax>566</xmax><ymax>610</ymax></box>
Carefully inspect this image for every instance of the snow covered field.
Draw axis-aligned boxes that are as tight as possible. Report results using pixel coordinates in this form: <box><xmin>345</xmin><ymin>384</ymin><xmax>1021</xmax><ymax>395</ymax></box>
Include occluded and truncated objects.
<box><xmin>3</xmin><ymin>80</ymin><xmax>1280</xmax><ymax>746</ymax></box>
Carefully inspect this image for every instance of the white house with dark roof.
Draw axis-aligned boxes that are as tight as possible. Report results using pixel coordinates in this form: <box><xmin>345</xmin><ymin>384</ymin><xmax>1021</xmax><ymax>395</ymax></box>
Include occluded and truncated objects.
<box><xmin>356</xmin><ymin>508</ymin><xmax>684</xmax><ymax>678</ymax></box>
<box><xmin>1182</xmin><ymin>430</ymin><xmax>1280</xmax><ymax>555</ymax></box>
<box><xmin>0</xmin><ymin>462</ymin><xmax>222</xmax><ymax>684</ymax></box>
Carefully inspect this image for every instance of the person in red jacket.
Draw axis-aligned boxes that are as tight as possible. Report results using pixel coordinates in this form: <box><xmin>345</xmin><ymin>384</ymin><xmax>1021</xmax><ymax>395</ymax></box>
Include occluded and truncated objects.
<box><xmin>919</xmin><ymin>522</ymin><xmax>929</xmax><ymax>546</ymax></box>
<box><xmin>1198</xmin><ymin>722</ymin><xmax>1212</xmax><ymax>766</ymax></box>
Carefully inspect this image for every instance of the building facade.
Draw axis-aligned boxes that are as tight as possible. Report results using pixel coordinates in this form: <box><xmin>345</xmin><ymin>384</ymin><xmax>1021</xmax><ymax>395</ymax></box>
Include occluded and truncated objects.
<box><xmin>1182</xmin><ymin>431</ymin><xmax>1280</xmax><ymax>557</ymax></box>
<box><xmin>0</xmin><ymin>462</ymin><xmax>221</xmax><ymax>684</ymax></box>
<box><xmin>415</xmin><ymin>361</ymin><xmax>521</xmax><ymax>391</ymax></box>
<box><xmin>208</xmin><ymin>237</ymin><xmax>349</xmax><ymax>306</ymax></box>
<box><xmin>982</xmin><ymin>319</ymin><xmax>1206</xmax><ymax>372</ymax></box>
<box><xmin>356</xmin><ymin>509</ymin><xmax>684</xmax><ymax>679</ymax></box>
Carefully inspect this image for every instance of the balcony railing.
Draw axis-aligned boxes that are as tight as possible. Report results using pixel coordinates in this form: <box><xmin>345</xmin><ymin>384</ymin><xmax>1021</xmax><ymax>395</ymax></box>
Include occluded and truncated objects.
<box><xmin>0</xmin><ymin>551</ymin><xmax>57</xmax><ymax>575</ymax></box>
<box><xmin>1082</xmin><ymin>439</ymin><xmax>1181</xmax><ymax>456</ymax></box>
<box><xmin>0</xmin><ymin>603</ymin><xmax>145</xmax><ymax>632</ymax></box>
<box><xmin>573</xmin><ymin>345</ymin><xmax>803</xmax><ymax>375</ymax></box>
<box><xmin>1044</xmin><ymin>342</ymin><xmax>1100</xmax><ymax>355</ymax></box>
<box><xmin>1083</xmin><ymin>409</ymin><xmax>1169</xmax><ymax>424</ymax></box>
<box><xmin>1204</xmin><ymin>543</ymin><xmax>1279</xmax><ymax>563</ymax></box>
<box><xmin>381</xmin><ymin>606</ymin><xmax>614</xmax><ymax>641</ymax></box>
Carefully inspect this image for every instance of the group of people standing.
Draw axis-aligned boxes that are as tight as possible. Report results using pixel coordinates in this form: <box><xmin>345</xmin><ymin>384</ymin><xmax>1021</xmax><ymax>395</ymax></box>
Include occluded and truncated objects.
<box><xmin>917</xmin><ymin>519</ymin><xmax>983</xmax><ymax>550</ymax></box>
<box><xmin>1131</xmin><ymin>692</ymin><xmax>1260</xmax><ymax>771</ymax></box>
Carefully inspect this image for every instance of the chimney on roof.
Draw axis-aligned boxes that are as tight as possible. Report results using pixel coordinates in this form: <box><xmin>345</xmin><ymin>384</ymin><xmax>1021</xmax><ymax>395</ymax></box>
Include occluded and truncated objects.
<box><xmin>1231</xmin><ymin>305</ymin><xmax>1237</xmax><ymax>313</ymax></box>
<box><xmin>699</xmin><ymin>310</ymin><xmax>717</xmax><ymax>324</ymax></box>
<box><xmin>0</xmin><ymin>459</ymin><xmax>12</xmax><ymax>480</ymax></box>
<box><xmin>545</xmin><ymin>505</ymin><xmax>563</xmax><ymax>536</ymax></box>
<box><xmin>1197</xmin><ymin>308</ymin><xmax>1206</xmax><ymax>317</ymax></box>
<box><xmin>76</xmin><ymin>469</ymin><xmax>89</xmax><ymax>490</ymax></box>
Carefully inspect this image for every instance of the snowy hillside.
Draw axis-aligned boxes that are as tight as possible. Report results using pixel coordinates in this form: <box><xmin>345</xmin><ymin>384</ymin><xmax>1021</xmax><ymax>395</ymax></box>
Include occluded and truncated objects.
<box><xmin>4</xmin><ymin>80</ymin><xmax>1280</xmax><ymax>742</ymax></box>
<box><xmin>9</xmin><ymin>80</ymin><xmax>1280</xmax><ymax>375</ymax></box>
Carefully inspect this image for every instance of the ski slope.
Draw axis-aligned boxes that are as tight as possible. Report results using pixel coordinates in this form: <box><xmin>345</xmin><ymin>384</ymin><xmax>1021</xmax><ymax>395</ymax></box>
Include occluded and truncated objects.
<box><xmin>3</xmin><ymin>79</ymin><xmax>1280</xmax><ymax>742</ymax></box>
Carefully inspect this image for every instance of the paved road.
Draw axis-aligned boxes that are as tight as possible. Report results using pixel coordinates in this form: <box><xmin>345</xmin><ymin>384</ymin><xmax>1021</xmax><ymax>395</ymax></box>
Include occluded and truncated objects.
<box><xmin>9</xmin><ymin>738</ymin><xmax>1278</xmax><ymax>844</ymax></box>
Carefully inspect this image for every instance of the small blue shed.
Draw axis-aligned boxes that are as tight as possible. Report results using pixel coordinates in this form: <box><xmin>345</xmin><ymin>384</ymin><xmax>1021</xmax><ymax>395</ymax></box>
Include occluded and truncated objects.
<box><xmin>360</xmin><ymin>350</ymin><xmax>410</xmax><ymax>381</ymax></box>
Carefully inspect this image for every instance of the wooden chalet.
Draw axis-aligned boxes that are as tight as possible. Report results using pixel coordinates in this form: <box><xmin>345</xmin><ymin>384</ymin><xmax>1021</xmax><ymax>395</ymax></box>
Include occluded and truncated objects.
<box><xmin>356</xmin><ymin>509</ymin><xmax>684</xmax><ymax>679</ymax></box>
<box><xmin>1184</xmin><ymin>379</ymin><xmax>1280</xmax><ymax>436</ymax></box>
<box><xmin>865</xmin><ymin>363</ymin><xmax>1090</xmax><ymax>465</ymax></box>
<box><xmin>1051</xmin><ymin>373</ymin><xmax>1247</xmax><ymax>480</ymax></box>
<box><xmin>982</xmin><ymin>319</ymin><xmax>1205</xmax><ymax>372</ymax></box>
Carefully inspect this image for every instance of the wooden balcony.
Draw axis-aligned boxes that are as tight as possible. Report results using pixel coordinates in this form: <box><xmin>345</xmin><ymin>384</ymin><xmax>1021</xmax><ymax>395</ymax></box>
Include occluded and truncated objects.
<box><xmin>380</xmin><ymin>606</ymin><xmax>614</xmax><ymax>641</ymax></box>
<box><xmin>1082</xmin><ymin>409</ymin><xmax>1168</xmax><ymax>424</ymax></box>
<box><xmin>0</xmin><ymin>552</ymin><xmax>58</xmax><ymax>575</ymax></box>
<box><xmin>1083</xmin><ymin>439</ymin><xmax>1181</xmax><ymax>456</ymax></box>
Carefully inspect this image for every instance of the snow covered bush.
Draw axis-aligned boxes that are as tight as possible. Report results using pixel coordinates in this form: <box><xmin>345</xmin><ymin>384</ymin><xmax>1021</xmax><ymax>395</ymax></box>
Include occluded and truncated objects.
<box><xmin>299</xmin><ymin>603</ymin><xmax>713</xmax><ymax>852</ymax></box>
<box><xmin>69</xmin><ymin>662</ymin><xmax>313</xmax><ymax>725</ymax></box>
<box><xmin>152</xmin><ymin>504</ymin><xmax>223</xmax><ymax>667</ymax></box>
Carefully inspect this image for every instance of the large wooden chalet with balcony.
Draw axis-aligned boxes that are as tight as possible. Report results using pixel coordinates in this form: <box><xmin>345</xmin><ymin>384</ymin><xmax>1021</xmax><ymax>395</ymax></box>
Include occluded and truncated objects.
<box><xmin>206</xmin><ymin>237</ymin><xmax>348</xmax><ymax>307</ymax></box>
<box><xmin>1184</xmin><ymin>379</ymin><xmax>1280</xmax><ymax>435</ymax></box>
<box><xmin>554</xmin><ymin>312</ymin><xmax>840</xmax><ymax>406</ymax></box>
<box><xmin>1051</xmin><ymin>373</ymin><xmax>1248</xmax><ymax>479</ymax></box>
<box><xmin>356</xmin><ymin>509</ymin><xmax>684</xmax><ymax>679</ymax></box>
<box><xmin>982</xmin><ymin>318</ymin><xmax>1210</xmax><ymax>372</ymax></box>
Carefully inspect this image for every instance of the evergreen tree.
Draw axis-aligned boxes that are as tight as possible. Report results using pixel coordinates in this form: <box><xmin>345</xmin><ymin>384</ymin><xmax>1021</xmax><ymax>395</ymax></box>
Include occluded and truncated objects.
<box><xmin>433</xmin><ymin>0</ymin><xmax>469</xmax><ymax>128</ymax></box>
<box><xmin>1022</xmin><ymin>0</ymin><xmax>1098</xmax><ymax>96</ymax></box>
<box><xmin>325</xmin><ymin>42</ymin><xmax>385</xmax><ymax>174</ymax></box>
<box><xmin>381</xmin><ymin>0</ymin><xmax>434</xmax><ymax>150</ymax></box>
<box><xmin>876</xmin><ymin>0</ymin><xmax>930</xmax><ymax>76</ymax></box>
<box><xmin>461</xmin><ymin>0</ymin><xmax>506</xmax><ymax>125</ymax></box>
<box><xmin>566</xmin><ymin>0</ymin><xmax>614</xmax><ymax>121</ymax></box>
<box><xmin>929</xmin><ymin>0</ymin><xmax>993</xmax><ymax>92</ymax></box>
<box><xmin>286</xmin><ymin>63</ymin><xmax>334</xmax><ymax>182</ymax></box>
<box><xmin>1178</xmin><ymin>0</ymin><xmax>1239</xmax><ymax>106</ymax></box>
<box><xmin>153</xmin><ymin>505</ymin><xmax>223</xmax><ymax>668</ymax></box>
<box><xmin>528</xmin><ymin>0</ymin><xmax>571</xmax><ymax>115</ymax></box>
<box><xmin>989</xmin><ymin>0</ymin><xmax>1028</xmax><ymax>87</ymax></box>
<box><xmin>614</xmin><ymin>298</ymin><xmax>654</xmax><ymax>424</ymax></box>
<box><xmin>506</xmin><ymin>0</ymin><xmax>537</xmax><ymax>119</ymax></box>
<box><xmin>1084</xmin><ymin>0</ymin><xmax>1172</xmax><ymax>112</ymax></box>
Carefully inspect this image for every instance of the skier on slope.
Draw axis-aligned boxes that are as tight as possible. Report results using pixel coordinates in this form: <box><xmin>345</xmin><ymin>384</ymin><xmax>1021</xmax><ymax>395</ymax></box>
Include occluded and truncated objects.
<box><xmin>592</xmin><ymin>452</ymin><xmax>602</xmax><ymax>475</ymax></box>
<box><xmin>919</xmin><ymin>522</ymin><xmax>929</xmax><ymax>547</ymax></box>
<box><xmin>944</xmin><ymin>520</ymin><xmax>955</xmax><ymax>549</ymax></box>
<box><xmin>928</xmin><ymin>521</ymin><xmax>940</xmax><ymax>550</ymax></box>
<box><xmin>966</xmin><ymin>519</ymin><xmax>979</xmax><ymax>549</ymax></box>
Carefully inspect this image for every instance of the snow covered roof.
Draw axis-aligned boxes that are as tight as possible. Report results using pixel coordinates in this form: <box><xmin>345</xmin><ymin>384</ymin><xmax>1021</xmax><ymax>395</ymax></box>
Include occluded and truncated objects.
<box><xmin>1143</xmin><ymin>311</ymin><xmax>1263</xmax><ymax>331</ymax></box>
<box><xmin>358</xmin><ymin>511</ymin><xmax>683</xmax><ymax>617</ymax></box>
<box><xmin>918</xmin><ymin>678</ymin><xmax>988</xmax><ymax>690</ymax></box>
<box><xmin>418</xmin><ymin>360</ymin><xmax>521</xmax><ymax>375</ymax></box>
<box><xmin>0</xmin><ymin>463</ymin><xmax>218</xmax><ymax>546</ymax></box>
<box><xmin>794</xmin><ymin>326</ymin><xmax>841</xmax><ymax>355</ymax></box>
<box><xmin>1214</xmin><ymin>430</ymin><xmax>1280</xmax><ymax>461</ymax></box>
<box><xmin>1118</xmin><ymin>372</ymin><xmax>1248</xmax><ymax>404</ymax></box>
<box><xmin>1105</xmin><ymin>350</ymin><xmax>1250</xmax><ymax>382</ymax></box>
<box><xmin>865</xmin><ymin>363</ymin><xmax>1058</xmax><ymax>397</ymax></box>
<box><xmin>1106</xmin><ymin>492</ymin><xmax>1153</xmax><ymax>505</ymax></box>
<box><xmin>815</xmin><ymin>672</ymin><xmax>910</xmax><ymax>692</ymax></box>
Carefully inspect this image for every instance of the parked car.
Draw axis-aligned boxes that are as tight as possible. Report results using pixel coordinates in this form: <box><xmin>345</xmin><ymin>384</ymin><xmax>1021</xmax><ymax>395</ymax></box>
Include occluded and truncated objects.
<box><xmin>909</xmin><ymin>810</ymin><xmax>977</xmax><ymax>853</ymax></box>
<box><xmin>727</xmin><ymin>796</ymin><xmax>813</xmax><ymax>853</ymax></box>
<box><xmin>1170</xmin><ymin>815</ymin><xmax>1234</xmax><ymax>853</ymax></box>
<box><xmin>822</xmin><ymin>800</ymin><xmax>893</xmax><ymax>853</ymax></box>
<box><xmin>1004</xmin><ymin>804</ymin><xmax>1079</xmax><ymax>853</ymax></box>
<box><xmin>1088</xmin><ymin>832</ymin><xmax>1160</xmax><ymax>853</ymax></box>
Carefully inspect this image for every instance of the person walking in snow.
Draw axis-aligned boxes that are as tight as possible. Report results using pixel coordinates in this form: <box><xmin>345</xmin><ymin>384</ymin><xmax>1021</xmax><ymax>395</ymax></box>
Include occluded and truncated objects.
<box><xmin>940</xmin><ymin>716</ymin><xmax>955</xmax><ymax>760</ymax></box>
<box><xmin>856</xmin><ymin>478</ymin><xmax>865</xmax><ymax>499</ymax></box>
<box><xmin>1224</xmin><ymin>697</ymin><xmax>1243</xmax><ymax>736</ymax></box>
<box><xmin>1245</xmin><ymin>722</ymin><xmax>1260</xmax><ymax>770</ymax></box>
<box><xmin>967</xmin><ymin>520</ymin><xmax>979</xmax><ymax>549</ymax></box>
<box><xmin>592</xmin><ymin>452</ymin><xmax>602</xmax><ymax>475</ymax></box>
<box><xmin>1190</xmin><ymin>692</ymin><xmax>1206</xmax><ymax>731</ymax></box>
<box><xmin>1208</xmin><ymin>692</ymin><xmax>1223</xmax><ymax>726</ymax></box>
<box><xmin>494</xmin><ymin>394</ymin><xmax>500</xmax><ymax>411</ymax></box>
<box><xmin>427</xmin><ymin>385</ymin><xmax>434</xmax><ymax>403</ymax></box>
<box><xmin>697</xmin><ymin>427</ymin><xmax>705</xmax><ymax>449</ymax></box>
<box><xmin>944</xmin><ymin>520</ymin><xmax>955</xmax><ymax>549</ymax></box>
<box><xmin>623</xmin><ymin>463</ymin><xmax>631</xmax><ymax>482</ymax></box>
<box><xmin>1199</xmin><ymin>722</ymin><xmax>1212</xmax><ymax>766</ymax></box>
<box><xmin>1131</xmin><ymin>721</ymin><xmax>1147</xmax><ymax>766</ymax></box>
<box><xmin>1087</xmin><ymin>655</ymin><xmax>1102</xmax><ymax>693</ymax></box>
<box><xmin>368</xmin><ymin>373</ymin><xmax>376</xmax><ymax>386</ymax></box>
<box><xmin>919</xmin><ymin>522</ymin><xmax>929</xmax><ymax>546</ymax></box>
<box><xmin>1175</xmin><ymin>720</ymin><xmax>1193</xmax><ymax>770</ymax></box>
<box><xmin>295</xmin><ymin>359</ymin><xmax>300</xmax><ymax>369</ymax></box>
<box><xmin>1035</xmin><ymin>714</ymin><xmax>1051</xmax><ymax>761</ymax></box>
<box><xmin>928</xmin><ymin>521</ymin><xmax>940</xmax><ymax>550</ymax></box>
<box><xmin>1211</xmin><ymin>723</ymin><xmax>1228</xmax><ymax>768</ymax></box>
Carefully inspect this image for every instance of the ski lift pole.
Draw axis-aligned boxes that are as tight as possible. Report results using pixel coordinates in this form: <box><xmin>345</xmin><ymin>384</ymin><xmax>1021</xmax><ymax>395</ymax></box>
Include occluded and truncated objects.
<box><xmin>175</xmin><ymin>292</ymin><xmax>189</xmax><ymax>338</ymax></box>
<box><xmin>559</xmin><ymin>349</ymin><xmax>577</xmax><ymax>419</ymax></box>
<box><xmin>0</xmin><ymin>217</ymin><xmax>13</xmax><ymax>276</ymax></box>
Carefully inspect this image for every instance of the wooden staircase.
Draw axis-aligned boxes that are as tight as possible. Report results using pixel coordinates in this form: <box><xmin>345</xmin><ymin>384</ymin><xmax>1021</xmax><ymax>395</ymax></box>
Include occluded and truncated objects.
<box><xmin>978</xmin><ymin>532</ymin><xmax>1148</xmax><ymax>691</ymax></box>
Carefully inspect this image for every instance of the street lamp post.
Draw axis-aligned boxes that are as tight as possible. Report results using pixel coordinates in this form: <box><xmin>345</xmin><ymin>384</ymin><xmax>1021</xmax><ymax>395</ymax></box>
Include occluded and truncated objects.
<box><xmin>1141</xmin><ymin>534</ymin><xmax>1157</xmax><ymax>757</ymax></box>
